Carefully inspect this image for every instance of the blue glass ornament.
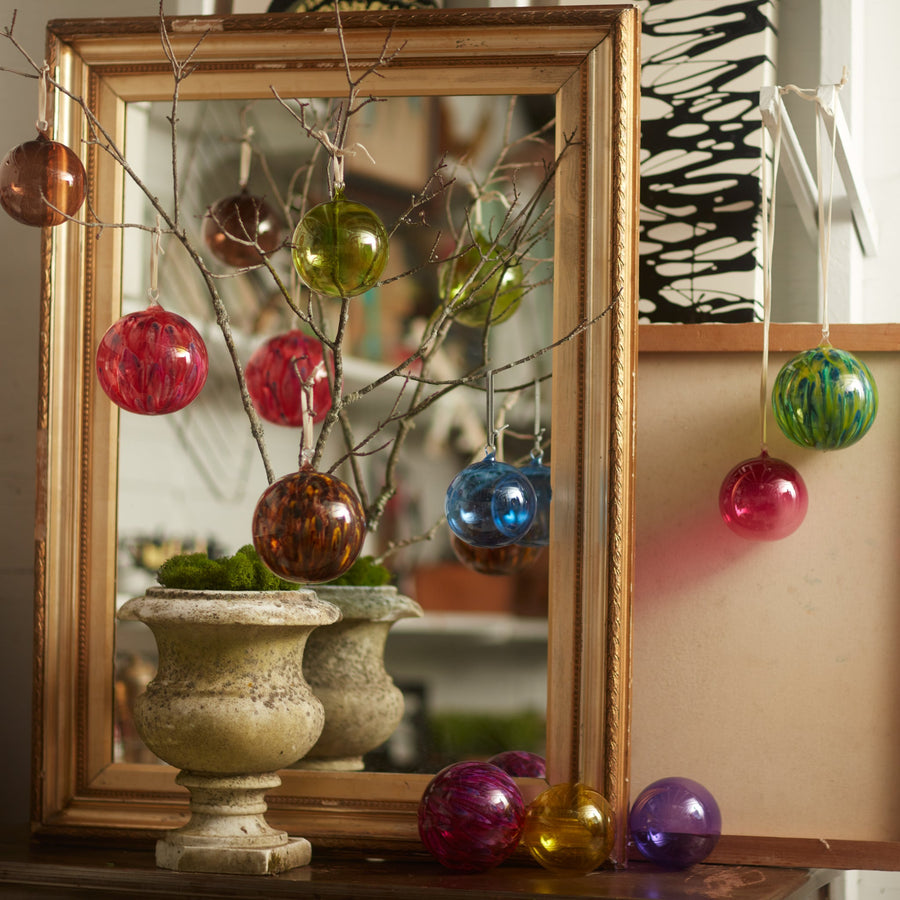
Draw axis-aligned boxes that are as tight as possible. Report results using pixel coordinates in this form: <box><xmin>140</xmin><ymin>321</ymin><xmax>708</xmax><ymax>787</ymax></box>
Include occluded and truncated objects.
<box><xmin>445</xmin><ymin>451</ymin><xmax>536</xmax><ymax>548</ymax></box>
<box><xmin>629</xmin><ymin>776</ymin><xmax>721</xmax><ymax>869</ymax></box>
<box><xmin>518</xmin><ymin>450</ymin><xmax>551</xmax><ymax>547</ymax></box>
<box><xmin>772</xmin><ymin>342</ymin><xmax>878</xmax><ymax>450</ymax></box>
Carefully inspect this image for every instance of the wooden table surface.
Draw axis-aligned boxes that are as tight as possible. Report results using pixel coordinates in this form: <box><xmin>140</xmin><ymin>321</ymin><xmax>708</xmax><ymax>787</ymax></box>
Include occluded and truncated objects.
<box><xmin>0</xmin><ymin>829</ymin><xmax>841</xmax><ymax>900</ymax></box>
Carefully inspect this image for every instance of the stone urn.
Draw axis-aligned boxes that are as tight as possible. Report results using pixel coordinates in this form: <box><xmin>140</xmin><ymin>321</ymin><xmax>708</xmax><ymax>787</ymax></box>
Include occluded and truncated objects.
<box><xmin>117</xmin><ymin>587</ymin><xmax>340</xmax><ymax>875</ymax></box>
<box><xmin>293</xmin><ymin>585</ymin><xmax>422</xmax><ymax>771</ymax></box>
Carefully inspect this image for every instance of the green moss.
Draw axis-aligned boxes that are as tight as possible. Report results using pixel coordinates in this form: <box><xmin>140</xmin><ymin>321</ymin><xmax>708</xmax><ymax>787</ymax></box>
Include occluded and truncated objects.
<box><xmin>156</xmin><ymin>545</ymin><xmax>300</xmax><ymax>592</ymax></box>
<box><xmin>322</xmin><ymin>555</ymin><xmax>392</xmax><ymax>587</ymax></box>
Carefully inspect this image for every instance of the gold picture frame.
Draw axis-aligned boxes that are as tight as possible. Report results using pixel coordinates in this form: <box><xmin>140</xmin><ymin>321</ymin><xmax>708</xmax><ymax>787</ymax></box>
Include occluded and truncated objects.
<box><xmin>32</xmin><ymin>6</ymin><xmax>640</xmax><ymax>862</ymax></box>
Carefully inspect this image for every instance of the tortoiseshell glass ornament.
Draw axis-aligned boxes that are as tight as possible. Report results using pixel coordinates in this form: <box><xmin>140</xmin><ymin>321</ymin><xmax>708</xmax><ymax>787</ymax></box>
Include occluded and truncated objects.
<box><xmin>772</xmin><ymin>342</ymin><xmax>878</xmax><ymax>450</ymax></box>
<box><xmin>246</xmin><ymin>330</ymin><xmax>332</xmax><ymax>426</ymax></box>
<box><xmin>450</xmin><ymin>533</ymin><xmax>542</xmax><ymax>576</ymax></box>
<box><xmin>96</xmin><ymin>305</ymin><xmax>208</xmax><ymax>415</ymax></box>
<box><xmin>0</xmin><ymin>132</ymin><xmax>86</xmax><ymax>227</ymax></box>
<box><xmin>441</xmin><ymin>230</ymin><xmax>524</xmax><ymax>327</ymax></box>
<box><xmin>252</xmin><ymin>466</ymin><xmax>366</xmax><ymax>583</ymax></box>
<box><xmin>202</xmin><ymin>189</ymin><xmax>283</xmax><ymax>268</ymax></box>
<box><xmin>291</xmin><ymin>189</ymin><xmax>388</xmax><ymax>297</ymax></box>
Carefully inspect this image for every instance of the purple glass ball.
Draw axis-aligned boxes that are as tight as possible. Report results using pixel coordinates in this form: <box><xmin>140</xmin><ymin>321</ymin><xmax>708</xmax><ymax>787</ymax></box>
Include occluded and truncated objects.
<box><xmin>418</xmin><ymin>761</ymin><xmax>526</xmax><ymax>872</ymax></box>
<box><xmin>629</xmin><ymin>776</ymin><xmax>722</xmax><ymax>869</ymax></box>
<box><xmin>718</xmin><ymin>451</ymin><xmax>808</xmax><ymax>541</ymax></box>
<box><xmin>488</xmin><ymin>750</ymin><xmax>547</xmax><ymax>779</ymax></box>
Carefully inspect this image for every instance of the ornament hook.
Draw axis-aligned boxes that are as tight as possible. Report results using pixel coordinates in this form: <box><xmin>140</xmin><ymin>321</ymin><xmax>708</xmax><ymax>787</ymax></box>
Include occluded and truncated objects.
<box><xmin>36</xmin><ymin>62</ymin><xmax>50</xmax><ymax>134</ymax></box>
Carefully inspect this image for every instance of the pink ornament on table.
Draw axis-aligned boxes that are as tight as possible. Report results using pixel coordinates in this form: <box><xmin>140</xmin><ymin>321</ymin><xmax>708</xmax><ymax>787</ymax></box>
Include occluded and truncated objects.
<box><xmin>718</xmin><ymin>450</ymin><xmax>808</xmax><ymax>540</ymax></box>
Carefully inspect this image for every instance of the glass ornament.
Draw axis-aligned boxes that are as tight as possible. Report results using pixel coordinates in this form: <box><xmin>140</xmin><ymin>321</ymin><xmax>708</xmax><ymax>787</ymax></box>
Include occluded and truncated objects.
<box><xmin>245</xmin><ymin>330</ymin><xmax>332</xmax><ymax>426</ymax></box>
<box><xmin>202</xmin><ymin>189</ymin><xmax>284</xmax><ymax>268</ymax></box>
<box><xmin>442</xmin><ymin>230</ymin><xmax>524</xmax><ymax>327</ymax></box>
<box><xmin>450</xmin><ymin>533</ymin><xmax>542</xmax><ymax>576</ymax></box>
<box><xmin>719</xmin><ymin>451</ymin><xmax>808</xmax><ymax>541</ymax></box>
<box><xmin>488</xmin><ymin>750</ymin><xmax>546</xmax><ymax>779</ymax></box>
<box><xmin>521</xmin><ymin>782</ymin><xmax>615</xmax><ymax>875</ymax></box>
<box><xmin>418</xmin><ymin>761</ymin><xmax>525</xmax><ymax>872</ymax></box>
<box><xmin>252</xmin><ymin>466</ymin><xmax>366</xmax><ymax>584</ymax></box>
<box><xmin>95</xmin><ymin>304</ymin><xmax>208</xmax><ymax>415</ymax></box>
<box><xmin>518</xmin><ymin>451</ymin><xmax>552</xmax><ymax>547</ymax></box>
<box><xmin>629</xmin><ymin>776</ymin><xmax>722</xmax><ymax>869</ymax></box>
<box><xmin>772</xmin><ymin>342</ymin><xmax>878</xmax><ymax>450</ymax></box>
<box><xmin>445</xmin><ymin>452</ymin><xmax>537</xmax><ymax>548</ymax></box>
<box><xmin>291</xmin><ymin>188</ymin><xmax>388</xmax><ymax>297</ymax></box>
<box><xmin>0</xmin><ymin>132</ymin><xmax>86</xmax><ymax>227</ymax></box>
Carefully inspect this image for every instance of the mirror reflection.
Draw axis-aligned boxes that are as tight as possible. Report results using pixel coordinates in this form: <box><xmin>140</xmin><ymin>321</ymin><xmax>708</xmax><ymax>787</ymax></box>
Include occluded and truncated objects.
<box><xmin>113</xmin><ymin>91</ymin><xmax>555</xmax><ymax>774</ymax></box>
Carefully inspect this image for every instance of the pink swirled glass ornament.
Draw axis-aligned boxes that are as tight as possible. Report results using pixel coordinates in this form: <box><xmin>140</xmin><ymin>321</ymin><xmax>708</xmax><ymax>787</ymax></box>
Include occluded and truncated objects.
<box><xmin>96</xmin><ymin>305</ymin><xmax>208</xmax><ymax>415</ymax></box>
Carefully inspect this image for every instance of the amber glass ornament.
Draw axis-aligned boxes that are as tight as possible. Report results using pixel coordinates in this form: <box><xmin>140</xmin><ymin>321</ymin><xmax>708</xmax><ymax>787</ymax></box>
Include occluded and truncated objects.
<box><xmin>245</xmin><ymin>330</ymin><xmax>332</xmax><ymax>426</ymax></box>
<box><xmin>0</xmin><ymin>132</ymin><xmax>86</xmax><ymax>227</ymax></box>
<box><xmin>291</xmin><ymin>189</ymin><xmax>388</xmax><ymax>297</ymax></box>
<box><xmin>442</xmin><ymin>230</ymin><xmax>524</xmax><ymax>327</ymax></box>
<box><xmin>96</xmin><ymin>304</ymin><xmax>208</xmax><ymax>415</ymax></box>
<box><xmin>252</xmin><ymin>466</ymin><xmax>366</xmax><ymax>584</ymax></box>
<box><xmin>202</xmin><ymin>189</ymin><xmax>283</xmax><ymax>267</ymax></box>
<box><xmin>450</xmin><ymin>533</ymin><xmax>542</xmax><ymax>576</ymax></box>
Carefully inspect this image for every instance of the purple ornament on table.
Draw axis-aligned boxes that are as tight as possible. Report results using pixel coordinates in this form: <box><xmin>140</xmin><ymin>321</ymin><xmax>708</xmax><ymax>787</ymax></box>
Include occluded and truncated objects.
<box><xmin>488</xmin><ymin>750</ymin><xmax>546</xmax><ymax>779</ymax></box>
<box><xmin>629</xmin><ymin>776</ymin><xmax>722</xmax><ymax>869</ymax></box>
<box><xmin>418</xmin><ymin>761</ymin><xmax>525</xmax><ymax>872</ymax></box>
<box><xmin>718</xmin><ymin>450</ymin><xmax>808</xmax><ymax>541</ymax></box>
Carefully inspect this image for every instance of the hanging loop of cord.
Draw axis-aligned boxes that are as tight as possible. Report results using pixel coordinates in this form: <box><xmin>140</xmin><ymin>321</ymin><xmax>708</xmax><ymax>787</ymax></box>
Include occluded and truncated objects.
<box><xmin>36</xmin><ymin>62</ymin><xmax>50</xmax><ymax>134</ymax></box>
<box><xmin>759</xmin><ymin>95</ymin><xmax>783</xmax><ymax>454</ymax></box>
<box><xmin>238</xmin><ymin>125</ymin><xmax>254</xmax><ymax>190</ymax></box>
<box><xmin>148</xmin><ymin>218</ymin><xmax>163</xmax><ymax>305</ymax></box>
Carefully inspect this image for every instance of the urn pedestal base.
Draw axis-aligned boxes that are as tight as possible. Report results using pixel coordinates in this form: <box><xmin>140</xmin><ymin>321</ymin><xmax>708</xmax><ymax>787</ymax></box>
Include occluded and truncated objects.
<box><xmin>156</xmin><ymin>772</ymin><xmax>310</xmax><ymax>875</ymax></box>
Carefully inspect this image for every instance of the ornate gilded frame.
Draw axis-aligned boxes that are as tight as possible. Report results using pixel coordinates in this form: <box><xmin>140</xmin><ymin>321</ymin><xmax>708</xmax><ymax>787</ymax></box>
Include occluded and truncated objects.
<box><xmin>32</xmin><ymin>7</ymin><xmax>640</xmax><ymax>861</ymax></box>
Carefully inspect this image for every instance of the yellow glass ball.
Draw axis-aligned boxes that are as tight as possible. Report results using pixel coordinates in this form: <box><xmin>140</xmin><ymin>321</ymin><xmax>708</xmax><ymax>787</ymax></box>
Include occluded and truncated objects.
<box><xmin>521</xmin><ymin>782</ymin><xmax>615</xmax><ymax>875</ymax></box>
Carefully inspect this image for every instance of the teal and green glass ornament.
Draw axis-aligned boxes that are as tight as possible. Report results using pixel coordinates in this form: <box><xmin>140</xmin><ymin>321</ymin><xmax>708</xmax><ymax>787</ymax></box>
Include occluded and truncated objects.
<box><xmin>441</xmin><ymin>230</ymin><xmax>524</xmax><ymax>327</ymax></box>
<box><xmin>291</xmin><ymin>188</ymin><xmax>388</xmax><ymax>297</ymax></box>
<box><xmin>771</xmin><ymin>342</ymin><xmax>878</xmax><ymax>450</ymax></box>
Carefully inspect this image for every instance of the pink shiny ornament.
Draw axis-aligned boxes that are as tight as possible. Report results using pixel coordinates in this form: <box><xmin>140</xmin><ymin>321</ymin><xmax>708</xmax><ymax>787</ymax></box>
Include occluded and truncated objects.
<box><xmin>96</xmin><ymin>305</ymin><xmax>209</xmax><ymax>415</ymax></box>
<box><xmin>245</xmin><ymin>330</ymin><xmax>332</xmax><ymax>426</ymax></box>
<box><xmin>718</xmin><ymin>451</ymin><xmax>808</xmax><ymax>541</ymax></box>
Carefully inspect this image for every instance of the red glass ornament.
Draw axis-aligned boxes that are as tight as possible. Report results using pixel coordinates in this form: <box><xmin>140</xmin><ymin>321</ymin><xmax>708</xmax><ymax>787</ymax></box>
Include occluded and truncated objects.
<box><xmin>0</xmin><ymin>132</ymin><xmax>86</xmax><ymax>227</ymax></box>
<box><xmin>202</xmin><ymin>189</ymin><xmax>284</xmax><ymax>267</ymax></box>
<box><xmin>252</xmin><ymin>467</ymin><xmax>366</xmax><ymax>584</ymax></box>
<box><xmin>245</xmin><ymin>331</ymin><xmax>332</xmax><ymax>426</ymax></box>
<box><xmin>450</xmin><ymin>533</ymin><xmax>543</xmax><ymax>575</ymax></box>
<box><xmin>719</xmin><ymin>451</ymin><xmax>808</xmax><ymax>540</ymax></box>
<box><xmin>96</xmin><ymin>305</ymin><xmax>208</xmax><ymax>415</ymax></box>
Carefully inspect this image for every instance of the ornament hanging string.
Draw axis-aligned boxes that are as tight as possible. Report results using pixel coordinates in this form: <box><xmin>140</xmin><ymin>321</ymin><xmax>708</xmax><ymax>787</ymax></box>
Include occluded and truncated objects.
<box><xmin>758</xmin><ymin>92</ymin><xmax>783</xmax><ymax>454</ymax></box>
<box><xmin>315</xmin><ymin>128</ymin><xmax>375</xmax><ymax>195</ymax></box>
<box><xmin>297</xmin><ymin>360</ymin><xmax>325</xmax><ymax>468</ymax></box>
<box><xmin>532</xmin><ymin>377</ymin><xmax>545</xmax><ymax>459</ymax></box>
<box><xmin>148</xmin><ymin>218</ymin><xmax>163</xmax><ymax>305</ymax></box>
<box><xmin>36</xmin><ymin>62</ymin><xmax>49</xmax><ymax>134</ymax></box>
<box><xmin>238</xmin><ymin>125</ymin><xmax>254</xmax><ymax>190</ymax></box>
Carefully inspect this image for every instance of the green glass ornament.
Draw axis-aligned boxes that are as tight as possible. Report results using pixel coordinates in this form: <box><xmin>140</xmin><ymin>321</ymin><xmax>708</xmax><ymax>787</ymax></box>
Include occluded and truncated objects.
<box><xmin>442</xmin><ymin>231</ymin><xmax>524</xmax><ymax>327</ymax></box>
<box><xmin>772</xmin><ymin>342</ymin><xmax>878</xmax><ymax>450</ymax></box>
<box><xmin>291</xmin><ymin>189</ymin><xmax>388</xmax><ymax>297</ymax></box>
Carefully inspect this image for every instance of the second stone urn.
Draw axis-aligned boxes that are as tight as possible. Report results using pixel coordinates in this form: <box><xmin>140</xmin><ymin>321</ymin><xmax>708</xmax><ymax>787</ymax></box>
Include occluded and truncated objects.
<box><xmin>117</xmin><ymin>587</ymin><xmax>340</xmax><ymax>875</ymax></box>
<box><xmin>295</xmin><ymin>585</ymin><xmax>423</xmax><ymax>770</ymax></box>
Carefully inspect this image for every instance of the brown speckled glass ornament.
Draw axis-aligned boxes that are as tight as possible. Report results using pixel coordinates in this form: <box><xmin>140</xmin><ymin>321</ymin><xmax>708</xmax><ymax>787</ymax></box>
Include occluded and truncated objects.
<box><xmin>252</xmin><ymin>467</ymin><xmax>366</xmax><ymax>584</ymax></box>
<box><xmin>450</xmin><ymin>533</ymin><xmax>543</xmax><ymax>576</ymax></box>
<box><xmin>0</xmin><ymin>132</ymin><xmax>86</xmax><ymax>227</ymax></box>
<box><xmin>202</xmin><ymin>189</ymin><xmax>283</xmax><ymax>267</ymax></box>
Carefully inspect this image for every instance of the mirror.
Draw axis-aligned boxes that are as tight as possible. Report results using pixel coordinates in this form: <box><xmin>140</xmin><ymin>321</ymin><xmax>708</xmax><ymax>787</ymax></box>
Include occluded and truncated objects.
<box><xmin>113</xmin><ymin>91</ymin><xmax>555</xmax><ymax>774</ymax></box>
<box><xmin>33</xmin><ymin>7</ymin><xmax>639</xmax><ymax>860</ymax></box>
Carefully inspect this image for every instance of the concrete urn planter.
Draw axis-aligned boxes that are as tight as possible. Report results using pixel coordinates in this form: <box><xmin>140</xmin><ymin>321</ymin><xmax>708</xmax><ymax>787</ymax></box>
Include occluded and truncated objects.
<box><xmin>294</xmin><ymin>585</ymin><xmax>423</xmax><ymax>771</ymax></box>
<box><xmin>117</xmin><ymin>587</ymin><xmax>340</xmax><ymax>875</ymax></box>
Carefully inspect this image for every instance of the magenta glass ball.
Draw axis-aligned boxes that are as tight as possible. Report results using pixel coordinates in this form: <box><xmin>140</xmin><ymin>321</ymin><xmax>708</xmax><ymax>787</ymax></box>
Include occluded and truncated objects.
<box><xmin>718</xmin><ymin>451</ymin><xmax>808</xmax><ymax>540</ymax></box>
<box><xmin>488</xmin><ymin>750</ymin><xmax>546</xmax><ymax>779</ymax></box>
<box><xmin>629</xmin><ymin>776</ymin><xmax>722</xmax><ymax>869</ymax></box>
<box><xmin>96</xmin><ymin>305</ymin><xmax>208</xmax><ymax>415</ymax></box>
<box><xmin>418</xmin><ymin>761</ymin><xmax>526</xmax><ymax>872</ymax></box>
<box><xmin>245</xmin><ymin>330</ymin><xmax>332</xmax><ymax>426</ymax></box>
